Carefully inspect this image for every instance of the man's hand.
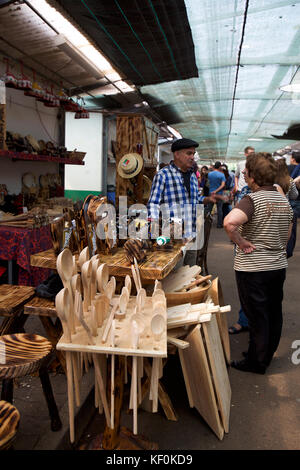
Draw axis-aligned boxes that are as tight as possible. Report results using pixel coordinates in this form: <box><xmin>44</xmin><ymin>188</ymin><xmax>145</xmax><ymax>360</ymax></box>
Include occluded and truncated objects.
<box><xmin>203</xmin><ymin>195</ymin><xmax>217</xmax><ymax>204</ymax></box>
<box><xmin>215</xmin><ymin>194</ymin><xmax>229</xmax><ymax>203</ymax></box>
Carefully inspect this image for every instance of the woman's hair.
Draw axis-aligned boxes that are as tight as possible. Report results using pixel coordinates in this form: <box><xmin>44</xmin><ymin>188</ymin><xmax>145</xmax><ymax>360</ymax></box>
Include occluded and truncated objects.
<box><xmin>200</xmin><ymin>165</ymin><xmax>208</xmax><ymax>174</ymax></box>
<box><xmin>221</xmin><ymin>165</ymin><xmax>229</xmax><ymax>179</ymax></box>
<box><xmin>274</xmin><ymin>158</ymin><xmax>291</xmax><ymax>195</ymax></box>
<box><xmin>246</xmin><ymin>152</ymin><xmax>277</xmax><ymax>187</ymax></box>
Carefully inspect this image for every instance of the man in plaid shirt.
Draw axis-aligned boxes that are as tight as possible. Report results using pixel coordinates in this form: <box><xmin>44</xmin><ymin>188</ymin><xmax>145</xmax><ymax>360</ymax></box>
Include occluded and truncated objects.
<box><xmin>147</xmin><ymin>138</ymin><xmax>216</xmax><ymax>265</ymax></box>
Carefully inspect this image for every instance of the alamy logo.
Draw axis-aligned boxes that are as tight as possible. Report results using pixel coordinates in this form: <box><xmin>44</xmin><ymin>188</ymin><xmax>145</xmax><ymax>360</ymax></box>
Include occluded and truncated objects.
<box><xmin>291</xmin><ymin>340</ymin><xmax>300</xmax><ymax>365</ymax></box>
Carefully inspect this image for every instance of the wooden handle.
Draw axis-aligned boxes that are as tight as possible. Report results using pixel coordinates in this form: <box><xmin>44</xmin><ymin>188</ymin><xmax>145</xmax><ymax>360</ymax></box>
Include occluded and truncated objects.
<box><xmin>182</xmin><ymin>275</ymin><xmax>212</xmax><ymax>291</ymax></box>
<box><xmin>101</xmin><ymin>302</ymin><xmax>119</xmax><ymax>343</ymax></box>
<box><xmin>167</xmin><ymin>336</ymin><xmax>190</xmax><ymax>350</ymax></box>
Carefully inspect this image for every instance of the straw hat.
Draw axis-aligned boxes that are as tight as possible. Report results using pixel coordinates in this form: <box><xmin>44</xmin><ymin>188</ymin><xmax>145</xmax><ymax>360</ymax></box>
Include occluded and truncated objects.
<box><xmin>117</xmin><ymin>153</ymin><xmax>143</xmax><ymax>179</ymax></box>
<box><xmin>143</xmin><ymin>175</ymin><xmax>152</xmax><ymax>199</ymax></box>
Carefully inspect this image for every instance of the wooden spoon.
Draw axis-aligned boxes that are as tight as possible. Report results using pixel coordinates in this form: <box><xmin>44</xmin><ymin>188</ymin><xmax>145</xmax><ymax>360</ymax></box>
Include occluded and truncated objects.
<box><xmin>151</xmin><ymin>314</ymin><xmax>165</xmax><ymax>341</ymax></box>
<box><xmin>78</xmin><ymin>246</ymin><xmax>89</xmax><ymax>271</ymax></box>
<box><xmin>134</xmin><ymin>257</ymin><xmax>142</xmax><ymax>290</ymax></box>
<box><xmin>90</xmin><ymin>257</ymin><xmax>101</xmax><ymax>301</ymax></box>
<box><xmin>125</xmin><ymin>275</ymin><xmax>132</xmax><ymax>295</ymax></box>
<box><xmin>74</xmin><ymin>291</ymin><xmax>94</xmax><ymax>344</ymax></box>
<box><xmin>115</xmin><ymin>290</ymin><xmax>128</xmax><ymax>319</ymax></box>
<box><xmin>55</xmin><ymin>287</ymin><xmax>71</xmax><ymax>342</ymax></box>
<box><xmin>81</xmin><ymin>260</ymin><xmax>92</xmax><ymax>312</ymax></box>
<box><xmin>55</xmin><ymin>287</ymin><xmax>75</xmax><ymax>441</ymax></box>
<box><xmin>131</xmin><ymin>320</ymin><xmax>139</xmax><ymax>435</ymax></box>
<box><xmin>97</xmin><ymin>263</ymin><xmax>109</xmax><ymax>293</ymax></box>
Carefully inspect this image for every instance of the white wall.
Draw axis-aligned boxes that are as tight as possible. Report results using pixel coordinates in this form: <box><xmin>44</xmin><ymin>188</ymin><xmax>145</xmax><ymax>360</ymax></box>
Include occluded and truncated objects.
<box><xmin>1</xmin><ymin>87</ymin><xmax>60</xmax><ymax>194</ymax></box>
<box><xmin>64</xmin><ymin>111</ymin><xmax>103</xmax><ymax>193</ymax></box>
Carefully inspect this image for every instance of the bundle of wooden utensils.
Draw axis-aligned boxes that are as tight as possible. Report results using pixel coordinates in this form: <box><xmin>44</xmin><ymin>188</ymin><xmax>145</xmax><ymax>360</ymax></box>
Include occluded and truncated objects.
<box><xmin>55</xmin><ymin>247</ymin><xmax>232</xmax><ymax>443</ymax></box>
<box><xmin>55</xmin><ymin>247</ymin><xmax>168</xmax><ymax>442</ymax></box>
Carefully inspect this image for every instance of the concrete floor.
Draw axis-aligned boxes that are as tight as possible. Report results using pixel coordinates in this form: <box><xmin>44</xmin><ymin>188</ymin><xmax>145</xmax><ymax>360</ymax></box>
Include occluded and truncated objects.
<box><xmin>77</xmin><ymin>221</ymin><xmax>300</xmax><ymax>451</ymax></box>
<box><xmin>5</xmin><ymin>220</ymin><xmax>300</xmax><ymax>450</ymax></box>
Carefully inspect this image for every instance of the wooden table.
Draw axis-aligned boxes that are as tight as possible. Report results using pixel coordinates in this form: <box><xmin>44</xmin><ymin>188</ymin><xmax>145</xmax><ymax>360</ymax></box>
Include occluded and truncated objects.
<box><xmin>0</xmin><ymin>284</ymin><xmax>35</xmax><ymax>335</ymax></box>
<box><xmin>30</xmin><ymin>242</ymin><xmax>184</xmax><ymax>280</ymax></box>
<box><xmin>0</xmin><ymin>225</ymin><xmax>52</xmax><ymax>286</ymax></box>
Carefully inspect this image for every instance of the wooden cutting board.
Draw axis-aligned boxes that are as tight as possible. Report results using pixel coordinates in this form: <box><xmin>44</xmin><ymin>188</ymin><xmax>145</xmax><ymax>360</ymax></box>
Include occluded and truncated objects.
<box><xmin>179</xmin><ymin>324</ymin><xmax>224</xmax><ymax>440</ymax></box>
<box><xmin>202</xmin><ymin>314</ymin><xmax>231</xmax><ymax>433</ymax></box>
<box><xmin>208</xmin><ymin>277</ymin><xmax>231</xmax><ymax>364</ymax></box>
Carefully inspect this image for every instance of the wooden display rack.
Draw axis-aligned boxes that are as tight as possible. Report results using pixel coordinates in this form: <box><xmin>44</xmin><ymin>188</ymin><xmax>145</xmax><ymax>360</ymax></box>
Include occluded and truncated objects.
<box><xmin>55</xmin><ymin>248</ymin><xmax>167</xmax><ymax>448</ymax></box>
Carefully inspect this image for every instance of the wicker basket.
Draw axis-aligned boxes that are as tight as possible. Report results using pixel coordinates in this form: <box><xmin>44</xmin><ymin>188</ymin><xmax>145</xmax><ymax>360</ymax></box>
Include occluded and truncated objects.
<box><xmin>66</xmin><ymin>151</ymin><xmax>86</xmax><ymax>162</ymax></box>
<box><xmin>165</xmin><ymin>280</ymin><xmax>211</xmax><ymax>307</ymax></box>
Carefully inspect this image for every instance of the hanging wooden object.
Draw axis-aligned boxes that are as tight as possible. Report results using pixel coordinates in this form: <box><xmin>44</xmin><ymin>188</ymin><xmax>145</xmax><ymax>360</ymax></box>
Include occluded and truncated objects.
<box><xmin>115</xmin><ymin>113</ymin><xmax>159</xmax><ymax>207</ymax></box>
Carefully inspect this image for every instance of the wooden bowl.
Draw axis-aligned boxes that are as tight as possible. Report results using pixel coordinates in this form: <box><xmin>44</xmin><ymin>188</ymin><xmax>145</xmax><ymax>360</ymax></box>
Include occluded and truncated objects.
<box><xmin>165</xmin><ymin>280</ymin><xmax>211</xmax><ymax>307</ymax></box>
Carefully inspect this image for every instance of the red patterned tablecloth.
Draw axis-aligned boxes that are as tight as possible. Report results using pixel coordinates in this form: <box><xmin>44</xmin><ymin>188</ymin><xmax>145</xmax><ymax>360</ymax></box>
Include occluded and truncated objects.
<box><xmin>0</xmin><ymin>225</ymin><xmax>53</xmax><ymax>286</ymax></box>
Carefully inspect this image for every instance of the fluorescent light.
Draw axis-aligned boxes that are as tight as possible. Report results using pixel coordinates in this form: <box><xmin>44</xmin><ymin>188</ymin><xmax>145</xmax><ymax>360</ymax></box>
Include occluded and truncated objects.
<box><xmin>280</xmin><ymin>84</ymin><xmax>300</xmax><ymax>93</ymax></box>
<box><xmin>53</xmin><ymin>35</ymin><xmax>104</xmax><ymax>79</ymax></box>
<box><xmin>167</xmin><ymin>126</ymin><xmax>182</xmax><ymax>139</ymax></box>
<box><xmin>247</xmin><ymin>138</ymin><xmax>263</xmax><ymax>141</ymax></box>
<box><xmin>27</xmin><ymin>0</ymin><xmax>135</xmax><ymax>94</ymax></box>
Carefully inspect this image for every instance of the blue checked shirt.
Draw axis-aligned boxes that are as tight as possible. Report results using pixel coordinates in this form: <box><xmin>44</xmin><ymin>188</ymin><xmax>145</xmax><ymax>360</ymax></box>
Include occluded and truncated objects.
<box><xmin>147</xmin><ymin>161</ymin><xmax>205</xmax><ymax>238</ymax></box>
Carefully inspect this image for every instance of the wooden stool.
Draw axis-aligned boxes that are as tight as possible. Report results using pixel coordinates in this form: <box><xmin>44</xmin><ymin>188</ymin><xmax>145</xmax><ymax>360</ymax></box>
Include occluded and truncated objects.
<box><xmin>0</xmin><ymin>284</ymin><xmax>35</xmax><ymax>335</ymax></box>
<box><xmin>0</xmin><ymin>333</ymin><xmax>62</xmax><ymax>432</ymax></box>
<box><xmin>24</xmin><ymin>296</ymin><xmax>66</xmax><ymax>373</ymax></box>
<box><xmin>0</xmin><ymin>400</ymin><xmax>20</xmax><ymax>450</ymax></box>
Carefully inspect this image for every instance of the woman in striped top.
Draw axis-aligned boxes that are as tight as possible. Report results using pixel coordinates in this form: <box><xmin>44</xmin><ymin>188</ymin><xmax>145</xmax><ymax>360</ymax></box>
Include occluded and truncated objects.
<box><xmin>224</xmin><ymin>153</ymin><xmax>294</xmax><ymax>374</ymax></box>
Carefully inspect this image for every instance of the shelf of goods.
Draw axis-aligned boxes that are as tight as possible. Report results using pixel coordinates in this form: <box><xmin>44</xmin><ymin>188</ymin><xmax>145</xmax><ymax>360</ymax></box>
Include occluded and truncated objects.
<box><xmin>0</xmin><ymin>149</ymin><xmax>85</xmax><ymax>165</ymax></box>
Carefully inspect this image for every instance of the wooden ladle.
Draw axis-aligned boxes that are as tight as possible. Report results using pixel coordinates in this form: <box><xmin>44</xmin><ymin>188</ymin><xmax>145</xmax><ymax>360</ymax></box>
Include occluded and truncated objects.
<box><xmin>56</xmin><ymin>248</ymin><xmax>75</xmax><ymax>333</ymax></box>
<box><xmin>55</xmin><ymin>287</ymin><xmax>71</xmax><ymax>342</ymax></box>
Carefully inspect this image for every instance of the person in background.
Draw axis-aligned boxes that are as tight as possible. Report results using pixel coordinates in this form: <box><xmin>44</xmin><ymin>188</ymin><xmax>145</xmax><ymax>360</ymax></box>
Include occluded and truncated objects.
<box><xmin>274</xmin><ymin>157</ymin><xmax>298</xmax><ymax>259</ymax></box>
<box><xmin>233</xmin><ymin>146</ymin><xmax>255</xmax><ymax>204</ymax></box>
<box><xmin>206</xmin><ymin>161</ymin><xmax>226</xmax><ymax>228</ymax></box>
<box><xmin>224</xmin><ymin>153</ymin><xmax>293</xmax><ymax>374</ymax></box>
<box><xmin>147</xmin><ymin>138</ymin><xmax>216</xmax><ymax>266</ymax></box>
<box><xmin>287</xmin><ymin>151</ymin><xmax>300</xmax><ymax>218</ymax></box>
<box><xmin>199</xmin><ymin>165</ymin><xmax>209</xmax><ymax>196</ymax></box>
<box><xmin>220</xmin><ymin>164</ymin><xmax>235</xmax><ymax>220</ymax></box>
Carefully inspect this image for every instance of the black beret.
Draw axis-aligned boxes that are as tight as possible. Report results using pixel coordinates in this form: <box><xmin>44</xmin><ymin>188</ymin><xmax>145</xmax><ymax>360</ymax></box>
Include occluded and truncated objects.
<box><xmin>171</xmin><ymin>138</ymin><xmax>199</xmax><ymax>152</ymax></box>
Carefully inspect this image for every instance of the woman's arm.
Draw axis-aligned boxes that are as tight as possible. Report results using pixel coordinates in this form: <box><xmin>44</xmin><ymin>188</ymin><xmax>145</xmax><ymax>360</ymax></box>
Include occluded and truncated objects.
<box><xmin>223</xmin><ymin>208</ymin><xmax>256</xmax><ymax>253</ymax></box>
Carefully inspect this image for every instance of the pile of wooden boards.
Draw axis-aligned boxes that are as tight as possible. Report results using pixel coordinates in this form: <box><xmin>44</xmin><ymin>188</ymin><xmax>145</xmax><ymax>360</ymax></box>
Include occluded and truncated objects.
<box><xmin>162</xmin><ymin>265</ymin><xmax>211</xmax><ymax>293</ymax></box>
<box><xmin>55</xmin><ymin>246</ymin><xmax>232</xmax><ymax>443</ymax></box>
<box><xmin>167</xmin><ymin>277</ymin><xmax>232</xmax><ymax>440</ymax></box>
<box><xmin>55</xmin><ymin>247</ymin><xmax>168</xmax><ymax>442</ymax></box>
<box><xmin>0</xmin><ymin>212</ymin><xmax>36</xmax><ymax>228</ymax></box>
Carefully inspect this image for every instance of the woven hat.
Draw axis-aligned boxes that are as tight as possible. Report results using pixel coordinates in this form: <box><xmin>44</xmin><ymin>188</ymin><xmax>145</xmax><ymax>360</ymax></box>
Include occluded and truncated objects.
<box><xmin>117</xmin><ymin>153</ymin><xmax>144</xmax><ymax>179</ymax></box>
<box><xmin>143</xmin><ymin>175</ymin><xmax>152</xmax><ymax>199</ymax></box>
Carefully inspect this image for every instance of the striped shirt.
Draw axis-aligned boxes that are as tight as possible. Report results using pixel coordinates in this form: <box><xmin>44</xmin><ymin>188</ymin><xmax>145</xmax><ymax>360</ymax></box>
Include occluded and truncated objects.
<box><xmin>147</xmin><ymin>161</ymin><xmax>205</xmax><ymax>237</ymax></box>
<box><xmin>234</xmin><ymin>187</ymin><xmax>293</xmax><ymax>272</ymax></box>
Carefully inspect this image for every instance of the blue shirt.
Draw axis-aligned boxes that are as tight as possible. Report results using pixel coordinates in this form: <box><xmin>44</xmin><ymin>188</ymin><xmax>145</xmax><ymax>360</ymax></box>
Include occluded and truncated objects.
<box><xmin>208</xmin><ymin>170</ymin><xmax>226</xmax><ymax>195</ymax></box>
<box><xmin>147</xmin><ymin>161</ymin><xmax>205</xmax><ymax>238</ymax></box>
